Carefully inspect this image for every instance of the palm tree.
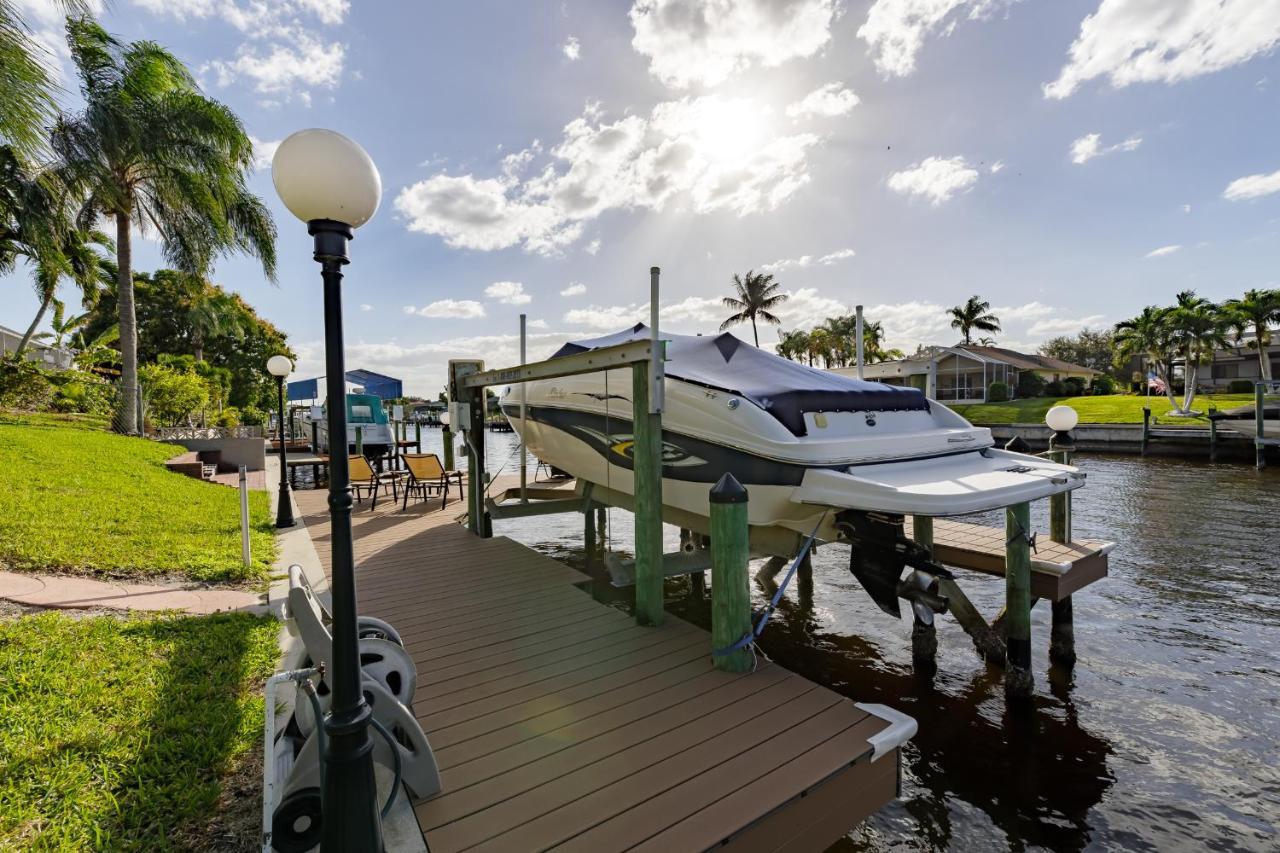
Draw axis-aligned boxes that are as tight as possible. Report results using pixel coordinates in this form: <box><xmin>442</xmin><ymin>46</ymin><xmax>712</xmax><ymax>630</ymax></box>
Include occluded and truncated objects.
<box><xmin>1224</xmin><ymin>288</ymin><xmax>1280</xmax><ymax>382</ymax></box>
<box><xmin>183</xmin><ymin>279</ymin><xmax>244</xmax><ymax>362</ymax></box>
<box><xmin>1169</xmin><ymin>290</ymin><xmax>1227</xmax><ymax>413</ymax></box>
<box><xmin>1114</xmin><ymin>305</ymin><xmax>1178</xmax><ymax>411</ymax></box>
<box><xmin>14</xmin><ymin>227</ymin><xmax>111</xmax><ymax>356</ymax></box>
<box><xmin>948</xmin><ymin>295</ymin><xmax>1002</xmax><ymax>345</ymax></box>
<box><xmin>805</xmin><ymin>327</ymin><xmax>830</xmax><ymax>367</ymax></box>
<box><xmin>720</xmin><ymin>270</ymin><xmax>787</xmax><ymax>346</ymax></box>
<box><xmin>41</xmin><ymin>299</ymin><xmax>90</xmax><ymax>348</ymax></box>
<box><xmin>0</xmin><ymin>1</ymin><xmax>87</xmax><ymax>160</ymax></box>
<box><xmin>775</xmin><ymin>329</ymin><xmax>809</xmax><ymax>362</ymax></box>
<box><xmin>862</xmin><ymin>320</ymin><xmax>903</xmax><ymax>363</ymax></box>
<box><xmin>53</xmin><ymin>18</ymin><xmax>276</xmax><ymax>433</ymax></box>
<box><xmin>976</xmin><ymin>336</ymin><xmax>997</xmax><ymax>346</ymax></box>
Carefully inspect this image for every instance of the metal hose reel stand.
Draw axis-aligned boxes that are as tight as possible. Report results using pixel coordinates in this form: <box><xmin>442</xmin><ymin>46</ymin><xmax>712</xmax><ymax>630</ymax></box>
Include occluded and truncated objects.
<box><xmin>267</xmin><ymin>566</ymin><xmax>442</xmax><ymax>852</ymax></box>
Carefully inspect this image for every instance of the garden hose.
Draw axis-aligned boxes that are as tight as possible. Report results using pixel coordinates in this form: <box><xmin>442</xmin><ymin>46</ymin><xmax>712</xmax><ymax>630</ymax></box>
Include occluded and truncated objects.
<box><xmin>301</xmin><ymin>675</ymin><xmax>403</xmax><ymax>820</ymax></box>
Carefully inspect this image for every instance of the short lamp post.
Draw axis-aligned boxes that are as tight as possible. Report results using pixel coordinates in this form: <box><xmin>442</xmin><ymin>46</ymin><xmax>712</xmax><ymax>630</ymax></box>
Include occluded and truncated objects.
<box><xmin>267</xmin><ymin>354</ymin><xmax>295</xmax><ymax>528</ymax></box>
<box><xmin>1046</xmin><ymin>404</ymin><xmax>1079</xmax><ymax>454</ymax></box>
<box><xmin>272</xmin><ymin>128</ymin><xmax>385</xmax><ymax>852</ymax></box>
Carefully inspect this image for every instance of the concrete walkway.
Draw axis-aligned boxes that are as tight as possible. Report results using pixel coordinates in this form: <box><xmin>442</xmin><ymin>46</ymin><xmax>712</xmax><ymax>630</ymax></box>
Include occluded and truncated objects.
<box><xmin>0</xmin><ymin>570</ymin><xmax>264</xmax><ymax>613</ymax></box>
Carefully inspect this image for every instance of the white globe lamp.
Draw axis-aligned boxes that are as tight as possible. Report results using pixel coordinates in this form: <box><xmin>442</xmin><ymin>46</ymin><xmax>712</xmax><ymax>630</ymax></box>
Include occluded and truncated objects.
<box><xmin>266</xmin><ymin>354</ymin><xmax>293</xmax><ymax>377</ymax></box>
<box><xmin>1045</xmin><ymin>405</ymin><xmax>1078</xmax><ymax>434</ymax></box>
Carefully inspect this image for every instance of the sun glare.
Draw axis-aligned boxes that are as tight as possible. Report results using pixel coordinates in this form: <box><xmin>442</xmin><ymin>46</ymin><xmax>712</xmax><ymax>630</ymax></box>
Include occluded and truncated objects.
<box><xmin>686</xmin><ymin>96</ymin><xmax>768</xmax><ymax>167</ymax></box>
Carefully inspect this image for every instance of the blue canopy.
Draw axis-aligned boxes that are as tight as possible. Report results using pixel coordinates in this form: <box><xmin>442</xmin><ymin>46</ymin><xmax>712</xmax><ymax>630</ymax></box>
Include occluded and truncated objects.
<box><xmin>287</xmin><ymin>369</ymin><xmax>403</xmax><ymax>403</ymax></box>
<box><xmin>552</xmin><ymin>324</ymin><xmax>928</xmax><ymax>436</ymax></box>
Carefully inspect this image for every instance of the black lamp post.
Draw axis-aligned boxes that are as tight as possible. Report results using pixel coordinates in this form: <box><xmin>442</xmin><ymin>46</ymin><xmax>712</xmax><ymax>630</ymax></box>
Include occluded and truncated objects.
<box><xmin>267</xmin><ymin>354</ymin><xmax>295</xmax><ymax>528</ymax></box>
<box><xmin>272</xmin><ymin>128</ymin><xmax>385</xmax><ymax>852</ymax></box>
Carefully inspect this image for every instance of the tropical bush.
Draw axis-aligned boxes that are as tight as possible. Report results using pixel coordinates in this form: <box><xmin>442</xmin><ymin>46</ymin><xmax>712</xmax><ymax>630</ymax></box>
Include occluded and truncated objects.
<box><xmin>1044</xmin><ymin>379</ymin><xmax>1065</xmax><ymax>397</ymax></box>
<box><xmin>1091</xmin><ymin>375</ymin><xmax>1116</xmax><ymax>395</ymax></box>
<box><xmin>1017</xmin><ymin>371</ymin><xmax>1045</xmax><ymax>399</ymax></box>
<box><xmin>1063</xmin><ymin>376</ymin><xmax>1086</xmax><ymax>396</ymax></box>
<box><xmin>138</xmin><ymin>363</ymin><xmax>210</xmax><ymax>427</ymax></box>
<box><xmin>0</xmin><ymin>359</ymin><xmax>55</xmax><ymax>410</ymax></box>
<box><xmin>1228</xmin><ymin>379</ymin><xmax>1254</xmax><ymax>394</ymax></box>
<box><xmin>238</xmin><ymin>404</ymin><xmax>266</xmax><ymax>426</ymax></box>
<box><xmin>214</xmin><ymin>406</ymin><xmax>240</xmax><ymax>428</ymax></box>
<box><xmin>987</xmin><ymin>381</ymin><xmax>1009</xmax><ymax>402</ymax></box>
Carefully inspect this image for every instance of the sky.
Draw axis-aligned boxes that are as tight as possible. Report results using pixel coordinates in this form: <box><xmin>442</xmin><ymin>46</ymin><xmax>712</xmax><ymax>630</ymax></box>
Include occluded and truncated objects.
<box><xmin>6</xmin><ymin>0</ymin><xmax>1280</xmax><ymax>397</ymax></box>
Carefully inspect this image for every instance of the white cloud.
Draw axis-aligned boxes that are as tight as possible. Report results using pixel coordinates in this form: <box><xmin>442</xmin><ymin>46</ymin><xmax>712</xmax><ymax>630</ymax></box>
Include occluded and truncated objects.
<box><xmin>994</xmin><ymin>301</ymin><xmax>1053</xmax><ymax>320</ymax></box>
<box><xmin>562</xmin><ymin>35</ymin><xmax>581</xmax><ymax>60</ymax></box>
<box><xmin>564</xmin><ymin>303</ymin><xmax>646</xmax><ymax>330</ymax></box>
<box><xmin>403</xmin><ymin>300</ymin><xmax>487</xmax><ymax>319</ymax></box>
<box><xmin>1181</xmin><ymin>203</ymin><xmax>1192</xmax><ymax>213</ymax></box>
<box><xmin>137</xmin><ymin>1</ymin><xmax>349</xmax><ymax>102</ymax></box>
<box><xmin>858</xmin><ymin>0</ymin><xmax>1014</xmax><ymax>78</ymax></box>
<box><xmin>864</xmin><ymin>300</ymin><xmax>950</xmax><ymax>351</ymax></box>
<box><xmin>1145</xmin><ymin>244</ymin><xmax>1182</xmax><ymax>258</ymax></box>
<box><xmin>359</xmin><ymin>303</ymin><xmax>373</xmax><ymax>312</ymax></box>
<box><xmin>560</xmin><ymin>282</ymin><xmax>587</xmax><ymax>296</ymax></box>
<box><xmin>1223</xmin><ymin>169</ymin><xmax>1280</xmax><ymax>201</ymax></box>
<box><xmin>528</xmin><ymin>318</ymin><xmax>549</xmax><ymax>329</ymax></box>
<box><xmin>485</xmin><ymin>281</ymin><xmax>532</xmax><ymax>305</ymax></box>
<box><xmin>207</xmin><ymin>34</ymin><xmax>345</xmax><ymax>97</ymax></box>
<box><xmin>1045</xmin><ymin>0</ymin><xmax>1280</xmax><ymax>99</ymax></box>
<box><xmin>887</xmin><ymin>156</ymin><xmax>979</xmax><ymax>205</ymax></box>
<box><xmin>249</xmin><ymin>135</ymin><xmax>280</xmax><ymax>170</ymax></box>
<box><xmin>630</xmin><ymin>0</ymin><xmax>838</xmax><ymax>88</ymax></box>
<box><xmin>1028</xmin><ymin>315</ymin><xmax>1106</xmax><ymax>337</ymax></box>
<box><xmin>989</xmin><ymin>160</ymin><xmax>1005</xmax><ymax>174</ymax></box>
<box><xmin>1069</xmin><ymin>132</ymin><xmax>1141</xmax><ymax>164</ymax></box>
<box><xmin>584</xmin><ymin>238</ymin><xmax>602</xmax><ymax>255</ymax></box>
<box><xmin>762</xmin><ymin>247</ymin><xmax>855</xmax><ymax>273</ymax></box>
<box><xmin>396</xmin><ymin>96</ymin><xmax>820</xmax><ymax>255</ymax></box>
<box><xmin>786</xmin><ymin>83</ymin><xmax>860</xmax><ymax>119</ymax></box>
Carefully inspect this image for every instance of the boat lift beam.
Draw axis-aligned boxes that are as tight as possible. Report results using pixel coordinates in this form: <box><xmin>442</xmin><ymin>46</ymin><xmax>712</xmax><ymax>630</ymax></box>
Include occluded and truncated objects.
<box><xmin>448</xmin><ymin>336</ymin><xmax>670</xmax><ymax>627</ymax></box>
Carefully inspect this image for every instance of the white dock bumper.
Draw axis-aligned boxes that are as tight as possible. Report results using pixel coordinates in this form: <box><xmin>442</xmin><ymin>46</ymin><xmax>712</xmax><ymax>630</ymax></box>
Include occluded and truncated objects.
<box><xmin>854</xmin><ymin>703</ymin><xmax>918</xmax><ymax>762</ymax></box>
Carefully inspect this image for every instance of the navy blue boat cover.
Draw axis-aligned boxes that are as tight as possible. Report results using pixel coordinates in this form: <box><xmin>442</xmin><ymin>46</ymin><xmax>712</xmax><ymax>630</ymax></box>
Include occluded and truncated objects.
<box><xmin>551</xmin><ymin>324</ymin><xmax>928</xmax><ymax>436</ymax></box>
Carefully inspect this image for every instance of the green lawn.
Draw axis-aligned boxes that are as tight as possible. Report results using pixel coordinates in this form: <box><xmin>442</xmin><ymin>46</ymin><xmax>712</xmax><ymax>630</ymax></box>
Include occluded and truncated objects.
<box><xmin>0</xmin><ymin>610</ymin><xmax>279</xmax><ymax>851</ymax></box>
<box><xmin>0</xmin><ymin>414</ymin><xmax>275</xmax><ymax>582</ymax></box>
<box><xmin>949</xmin><ymin>393</ymin><xmax>1256</xmax><ymax>426</ymax></box>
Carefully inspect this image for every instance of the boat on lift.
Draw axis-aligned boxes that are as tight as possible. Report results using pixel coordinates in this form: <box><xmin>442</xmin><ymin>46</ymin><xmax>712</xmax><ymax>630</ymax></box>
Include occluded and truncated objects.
<box><xmin>312</xmin><ymin>392</ymin><xmax>395</xmax><ymax>458</ymax></box>
<box><xmin>501</xmin><ymin>324</ymin><xmax>1085</xmax><ymax>616</ymax></box>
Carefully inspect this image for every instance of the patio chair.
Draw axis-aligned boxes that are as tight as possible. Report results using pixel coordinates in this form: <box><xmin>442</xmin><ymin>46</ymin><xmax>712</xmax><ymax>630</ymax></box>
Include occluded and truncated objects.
<box><xmin>349</xmin><ymin>454</ymin><xmax>405</xmax><ymax>510</ymax></box>
<box><xmin>402</xmin><ymin>453</ymin><xmax>455</xmax><ymax>510</ymax></box>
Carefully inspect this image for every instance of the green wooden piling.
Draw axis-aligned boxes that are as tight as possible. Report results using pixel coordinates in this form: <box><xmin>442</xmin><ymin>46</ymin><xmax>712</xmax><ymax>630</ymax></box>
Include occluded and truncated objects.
<box><xmin>710</xmin><ymin>473</ymin><xmax>752</xmax><ymax>673</ymax></box>
<box><xmin>415</xmin><ymin>421</ymin><xmax>422</xmax><ymax>453</ymax></box>
<box><xmin>911</xmin><ymin>516</ymin><xmax>938</xmax><ymax>662</ymax></box>
<box><xmin>310</xmin><ymin>421</ymin><xmax>319</xmax><ymax>454</ymax></box>
<box><xmin>1005</xmin><ymin>501</ymin><xmax>1034</xmax><ymax>698</ymax></box>
<box><xmin>1209</xmin><ymin>415</ymin><xmax>1218</xmax><ymax>462</ymax></box>
<box><xmin>442</xmin><ymin>426</ymin><xmax>455</xmax><ymax>470</ymax></box>
<box><xmin>584</xmin><ymin>503</ymin><xmax>596</xmax><ymax>556</ymax></box>
<box><xmin>354</xmin><ymin>425</ymin><xmax>363</xmax><ymax>457</ymax></box>
<box><xmin>1257</xmin><ymin>383</ymin><xmax>1266</xmax><ymax>470</ymax></box>
<box><xmin>1141</xmin><ymin>407</ymin><xmax>1150</xmax><ymax>455</ymax></box>
<box><xmin>1047</xmin><ymin>450</ymin><xmax>1076</xmax><ymax>667</ymax></box>
<box><xmin>632</xmin><ymin>360</ymin><xmax>664</xmax><ymax>626</ymax></box>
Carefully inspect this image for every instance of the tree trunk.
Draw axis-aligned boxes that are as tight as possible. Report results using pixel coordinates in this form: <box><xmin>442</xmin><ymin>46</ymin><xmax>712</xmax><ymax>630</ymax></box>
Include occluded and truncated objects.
<box><xmin>1259</xmin><ymin>325</ymin><xmax>1272</xmax><ymax>381</ymax></box>
<box><xmin>15</xmin><ymin>291</ymin><xmax>53</xmax><ymax>357</ymax></box>
<box><xmin>116</xmin><ymin>212</ymin><xmax>138</xmax><ymax>434</ymax></box>
<box><xmin>750</xmin><ymin>315</ymin><xmax>759</xmax><ymax>346</ymax></box>
<box><xmin>1182</xmin><ymin>361</ymin><xmax>1198</xmax><ymax>412</ymax></box>
<box><xmin>193</xmin><ymin>334</ymin><xmax>204</xmax><ymax>363</ymax></box>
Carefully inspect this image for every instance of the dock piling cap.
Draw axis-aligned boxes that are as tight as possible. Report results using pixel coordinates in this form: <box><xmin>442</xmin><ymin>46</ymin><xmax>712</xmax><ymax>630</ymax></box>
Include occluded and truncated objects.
<box><xmin>710</xmin><ymin>472</ymin><xmax>748</xmax><ymax>504</ymax></box>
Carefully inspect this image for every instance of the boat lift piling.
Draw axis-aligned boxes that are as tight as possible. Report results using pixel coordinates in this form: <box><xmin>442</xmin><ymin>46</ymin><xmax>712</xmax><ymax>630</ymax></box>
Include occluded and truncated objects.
<box><xmin>448</xmin><ymin>330</ymin><xmax>669</xmax><ymax>627</ymax></box>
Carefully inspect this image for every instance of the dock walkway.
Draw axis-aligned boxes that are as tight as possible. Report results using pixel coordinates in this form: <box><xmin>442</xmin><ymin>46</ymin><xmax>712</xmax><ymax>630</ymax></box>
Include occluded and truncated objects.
<box><xmin>293</xmin><ymin>487</ymin><xmax>903</xmax><ymax>852</ymax></box>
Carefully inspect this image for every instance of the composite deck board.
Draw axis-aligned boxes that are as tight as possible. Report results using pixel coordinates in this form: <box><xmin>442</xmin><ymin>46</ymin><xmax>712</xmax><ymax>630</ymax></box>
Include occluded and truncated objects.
<box><xmin>292</xmin><ymin>487</ymin><xmax>900</xmax><ymax>852</ymax></box>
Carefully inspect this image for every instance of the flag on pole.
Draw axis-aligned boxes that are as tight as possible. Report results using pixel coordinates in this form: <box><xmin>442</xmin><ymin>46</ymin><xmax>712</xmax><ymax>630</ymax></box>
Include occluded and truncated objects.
<box><xmin>1147</xmin><ymin>371</ymin><xmax>1166</xmax><ymax>393</ymax></box>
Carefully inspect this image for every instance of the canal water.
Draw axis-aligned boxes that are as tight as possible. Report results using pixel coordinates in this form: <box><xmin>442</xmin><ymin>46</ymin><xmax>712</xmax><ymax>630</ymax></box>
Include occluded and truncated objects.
<box><xmin>359</xmin><ymin>429</ymin><xmax>1280</xmax><ymax>851</ymax></box>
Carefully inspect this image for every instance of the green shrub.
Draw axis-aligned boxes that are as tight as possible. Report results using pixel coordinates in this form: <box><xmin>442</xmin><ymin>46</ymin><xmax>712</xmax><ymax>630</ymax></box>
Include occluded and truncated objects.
<box><xmin>1063</xmin><ymin>376</ymin><xmax>1086</xmax><ymax>396</ymax></box>
<box><xmin>215</xmin><ymin>406</ymin><xmax>240</xmax><ymax>428</ymax></box>
<box><xmin>987</xmin><ymin>381</ymin><xmax>1010</xmax><ymax>402</ymax></box>
<box><xmin>238</xmin><ymin>404</ymin><xmax>266</xmax><ymax>426</ymax></box>
<box><xmin>1092</xmin><ymin>375</ymin><xmax>1116</xmax><ymax>395</ymax></box>
<box><xmin>1044</xmin><ymin>379</ymin><xmax>1065</xmax><ymax>397</ymax></box>
<box><xmin>1017</xmin><ymin>371</ymin><xmax>1045</xmax><ymax>399</ymax></box>
<box><xmin>0</xmin><ymin>359</ymin><xmax>55</xmax><ymax>410</ymax></box>
<box><xmin>1228</xmin><ymin>378</ymin><xmax>1254</xmax><ymax>394</ymax></box>
<box><xmin>139</xmin><ymin>363</ymin><xmax>210</xmax><ymax>426</ymax></box>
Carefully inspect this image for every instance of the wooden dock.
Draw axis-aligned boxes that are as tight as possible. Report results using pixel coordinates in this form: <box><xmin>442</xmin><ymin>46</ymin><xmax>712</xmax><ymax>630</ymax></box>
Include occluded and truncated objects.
<box><xmin>294</xmin><ymin>487</ymin><xmax>907</xmax><ymax>852</ymax></box>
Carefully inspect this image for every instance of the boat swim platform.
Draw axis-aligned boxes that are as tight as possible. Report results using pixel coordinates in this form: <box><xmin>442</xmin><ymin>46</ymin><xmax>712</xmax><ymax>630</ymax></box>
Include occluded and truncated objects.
<box><xmin>293</xmin><ymin>486</ymin><xmax>906</xmax><ymax>852</ymax></box>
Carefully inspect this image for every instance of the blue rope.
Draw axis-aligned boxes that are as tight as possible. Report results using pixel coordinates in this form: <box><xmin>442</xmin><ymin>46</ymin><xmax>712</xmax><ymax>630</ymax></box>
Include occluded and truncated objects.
<box><xmin>712</xmin><ymin>512</ymin><xmax>828</xmax><ymax>657</ymax></box>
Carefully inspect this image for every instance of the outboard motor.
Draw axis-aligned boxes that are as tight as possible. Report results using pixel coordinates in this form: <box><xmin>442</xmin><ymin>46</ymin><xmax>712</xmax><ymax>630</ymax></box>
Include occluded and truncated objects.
<box><xmin>835</xmin><ymin>510</ymin><xmax>952</xmax><ymax>619</ymax></box>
